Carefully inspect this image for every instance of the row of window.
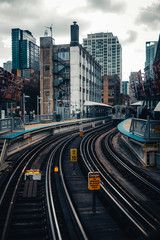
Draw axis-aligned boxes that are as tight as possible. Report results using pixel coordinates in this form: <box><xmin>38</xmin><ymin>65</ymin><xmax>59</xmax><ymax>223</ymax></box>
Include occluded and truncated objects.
<box><xmin>80</xmin><ymin>87</ymin><xmax>101</xmax><ymax>97</ymax></box>
<box><xmin>84</xmin><ymin>38</ymin><xmax>118</xmax><ymax>45</ymax></box>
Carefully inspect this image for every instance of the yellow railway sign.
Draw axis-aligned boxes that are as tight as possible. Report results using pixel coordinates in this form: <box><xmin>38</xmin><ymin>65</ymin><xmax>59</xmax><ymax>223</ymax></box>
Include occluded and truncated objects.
<box><xmin>80</xmin><ymin>131</ymin><xmax>83</xmax><ymax>136</ymax></box>
<box><xmin>70</xmin><ymin>149</ymin><xmax>77</xmax><ymax>162</ymax></box>
<box><xmin>155</xmin><ymin>125</ymin><xmax>160</xmax><ymax>133</ymax></box>
<box><xmin>88</xmin><ymin>172</ymin><xmax>100</xmax><ymax>190</ymax></box>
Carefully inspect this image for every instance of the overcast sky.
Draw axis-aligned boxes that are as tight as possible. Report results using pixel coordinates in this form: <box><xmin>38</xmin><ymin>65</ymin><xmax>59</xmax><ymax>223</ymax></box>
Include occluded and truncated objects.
<box><xmin>0</xmin><ymin>0</ymin><xmax>160</xmax><ymax>81</ymax></box>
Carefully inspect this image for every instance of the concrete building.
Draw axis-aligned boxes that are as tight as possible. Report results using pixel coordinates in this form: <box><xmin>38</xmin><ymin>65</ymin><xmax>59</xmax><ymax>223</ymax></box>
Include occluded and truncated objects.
<box><xmin>3</xmin><ymin>60</ymin><xmax>12</xmax><ymax>73</ymax></box>
<box><xmin>83</xmin><ymin>32</ymin><xmax>122</xmax><ymax>91</ymax></box>
<box><xmin>12</xmin><ymin>28</ymin><xmax>40</xmax><ymax>78</ymax></box>
<box><xmin>102</xmin><ymin>75</ymin><xmax>120</xmax><ymax>106</ymax></box>
<box><xmin>40</xmin><ymin>22</ymin><xmax>102</xmax><ymax>119</ymax></box>
<box><xmin>145</xmin><ymin>41</ymin><xmax>158</xmax><ymax>73</ymax></box>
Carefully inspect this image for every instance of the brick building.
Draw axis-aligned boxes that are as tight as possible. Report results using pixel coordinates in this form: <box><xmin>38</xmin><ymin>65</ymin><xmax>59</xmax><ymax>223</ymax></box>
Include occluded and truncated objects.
<box><xmin>102</xmin><ymin>74</ymin><xmax>120</xmax><ymax>106</ymax></box>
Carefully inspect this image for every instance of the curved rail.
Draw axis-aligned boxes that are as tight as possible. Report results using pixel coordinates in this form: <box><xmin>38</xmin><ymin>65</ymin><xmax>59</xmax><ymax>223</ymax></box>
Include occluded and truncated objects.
<box><xmin>80</xmin><ymin>125</ymin><xmax>160</xmax><ymax>239</ymax></box>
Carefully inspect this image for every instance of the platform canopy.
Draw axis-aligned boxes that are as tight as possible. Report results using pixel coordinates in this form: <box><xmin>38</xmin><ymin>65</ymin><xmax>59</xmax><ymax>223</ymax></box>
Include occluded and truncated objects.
<box><xmin>84</xmin><ymin>101</ymin><xmax>112</xmax><ymax>108</ymax></box>
<box><xmin>131</xmin><ymin>101</ymin><xmax>143</xmax><ymax>106</ymax></box>
<box><xmin>154</xmin><ymin>101</ymin><xmax>160</xmax><ymax>111</ymax></box>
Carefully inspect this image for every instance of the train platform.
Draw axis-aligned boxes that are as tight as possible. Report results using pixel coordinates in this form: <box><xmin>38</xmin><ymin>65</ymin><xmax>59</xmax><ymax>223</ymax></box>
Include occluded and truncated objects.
<box><xmin>118</xmin><ymin>118</ymin><xmax>160</xmax><ymax>168</ymax></box>
<box><xmin>0</xmin><ymin>117</ymin><xmax>112</xmax><ymax>168</ymax></box>
<box><xmin>118</xmin><ymin>118</ymin><xmax>147</xmax><ymax>142</ymax></box>
<box><xmin>0</xmin><ymin>118</ymin><xmax>89</xmax><ymax>140</ymax></box>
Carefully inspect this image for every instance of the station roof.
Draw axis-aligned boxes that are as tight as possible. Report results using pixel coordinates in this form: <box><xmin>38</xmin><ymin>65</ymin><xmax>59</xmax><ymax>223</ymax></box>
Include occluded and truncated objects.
<box><xmin>154</xmin><ymin>101</ymin><xmax>160</xmax><ymax>111</ymax></box>
<box><xmin>84</xmin><ymin>101</ymin><xmax>112</xmax><ymax>108</ymax></box>
<box><xmin>131</xmin><ymin>101</ymin><xmax>143</xmax><ymax>106</ymax></box>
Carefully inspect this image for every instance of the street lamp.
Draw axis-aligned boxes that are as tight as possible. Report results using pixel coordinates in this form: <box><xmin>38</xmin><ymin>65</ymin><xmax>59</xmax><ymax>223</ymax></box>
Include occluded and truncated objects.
<box><xmin>23</xmin><ymin>93</ymin><xmax>30</xmax><ymax>124</ymax></box>
<box><xmin>37</xmin><ymin>95</ymin><xmax>43</xmax><ymax>120</ymax></box>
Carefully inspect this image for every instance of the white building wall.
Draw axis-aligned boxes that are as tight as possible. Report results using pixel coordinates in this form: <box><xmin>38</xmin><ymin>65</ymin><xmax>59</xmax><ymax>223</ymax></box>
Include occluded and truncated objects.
<box><xmin>70</xmin><ymin>45</ymin><xmax>101</xmax><ymax>117</ymax></box>
<box><xmin>70</xmin><ymin>46</ymin><xmax>81</xmax><ymax>114</ymax></box>
<box><xmin>83</xmin><ymin>32</ymin><xmax>122</xmax><ymax>92</ymax></box>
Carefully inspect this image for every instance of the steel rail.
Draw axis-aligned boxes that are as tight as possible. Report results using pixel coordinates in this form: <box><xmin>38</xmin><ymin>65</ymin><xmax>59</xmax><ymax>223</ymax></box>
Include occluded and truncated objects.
<box><xmin>79</xmin><ymin>127</ymin><xmax>152</xmax><ymax>239</ymax></box>
<box><xmin>45</xmin><ymin>137</ymin><xmax>71</xmax><ymax>240</ymax></box>
<box><xmin>105</xmin><ymin>129</ymin><xmax>160</xmax><ymax>194</ymax></box>
<box><xmin>1</xmin><ymin>143</ymin><xmax>47</xmax><ymax>240</ymax></box>
<box><xmin>59</xmin><ymin>135</ymin><xmax>89</xmax><ymax>240</ymax></box>
<box><xmin>91</xmin><ymin>129</ymin><xmax>160</xmax><ymax>231</ymax></box>
<box><xmin>0</xmin><ymin>135</ymin><xmax>64</xmax><ymax>240</ymax></box>
<box><xmin>0</xmin><ymin>135</ymin><xmax>59</xmax><ymax>207</ymax></box>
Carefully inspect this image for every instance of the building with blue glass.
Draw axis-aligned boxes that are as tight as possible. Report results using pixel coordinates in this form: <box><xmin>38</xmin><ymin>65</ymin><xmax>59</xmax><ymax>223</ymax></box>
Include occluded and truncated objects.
<box><xmin>122</xmin><ymin>81</ymin><xmax>129</xmax><ymax>95</ymax></box>
<box><xmin>145</xmin><ymin>41</ymin><xmax>157</xmax><ymax>73</ymax></box>
<box><xmin>12</xmin><ymin>28</ymin><xmax>40</xmax><ymax>77</ymax></box>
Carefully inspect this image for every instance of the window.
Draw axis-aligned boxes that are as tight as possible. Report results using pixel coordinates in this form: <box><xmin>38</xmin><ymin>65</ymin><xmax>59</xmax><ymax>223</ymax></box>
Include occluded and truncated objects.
<box><xmin>58</xmin><ymin>52</ymin><xmax>69</xmax><ymax>60</ymax></box>
<box><xmin>108</xmin><ymin>98</ymin><xmax>114</xmax><ymax>103</ymax></box>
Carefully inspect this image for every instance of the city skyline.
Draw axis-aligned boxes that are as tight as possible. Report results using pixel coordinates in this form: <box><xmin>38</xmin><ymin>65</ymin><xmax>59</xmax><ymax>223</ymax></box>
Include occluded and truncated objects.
<box><xmin>0</xmin><ymin>0</ymin><xmax>160</xmax><ymax>81</ymax></box>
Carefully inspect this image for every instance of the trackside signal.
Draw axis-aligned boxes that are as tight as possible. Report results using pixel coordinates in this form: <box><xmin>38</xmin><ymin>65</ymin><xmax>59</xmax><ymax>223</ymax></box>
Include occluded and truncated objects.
<box><xmin>70</xmin><ymin>149</ymin><xmax>77</xmax><ymax>162</ymax></box>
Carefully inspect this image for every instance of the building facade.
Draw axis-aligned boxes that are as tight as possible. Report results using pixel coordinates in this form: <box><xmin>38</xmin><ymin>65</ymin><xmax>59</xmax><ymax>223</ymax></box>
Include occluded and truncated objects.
<box><xmin>83</xmin><ymin>32</ymin><xmax>122</xmax><ymax>91</ymax></box>
<box><xmin>12</xmin><ymin>28</ymin><xmax>40</xmax><ymax>77</ymax></box>
<box><xmin>3</xmin><ymin>60</ymin><xmax>12</xmax><ymax>73</ymax></box>
<box><xmin>122</xmin><ymin>81</ymin><xmax>129</xmax><ymax>95</ymax></box>
<box><xmin>145</xmin><ymin>41</ymin><xmax>158</xmax><ymax>73</ymax></box>
<box><xmin>40</xmin><ymin>37</ymin><xmax>54</xmax><ymax>115</ymax></box>
<box><xmin>102</xmin><ymin>75</ymin><xmax>120</xmax><ymax>106</ymax></box>
<box><xmin>40</xmin><ymin>22</ymin><xmax>102</xmax><ymax>119</ymax></box>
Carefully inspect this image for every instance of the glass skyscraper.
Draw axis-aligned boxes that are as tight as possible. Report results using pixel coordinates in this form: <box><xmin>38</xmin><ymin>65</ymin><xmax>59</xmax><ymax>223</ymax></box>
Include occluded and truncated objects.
<box><xmin>12</xmin><ymin>28</ymin><xmax>40</xmax><ymax>76</ymax></box>
<box><xmin>145</xmin><ymin>41</ymin><xmax>157</xmax><ymax>73</ymax></box>
<box><xmin>122</xmin><ymin>81</ymin><xmax>129</xmax><ymax>95</ymax></box>
<box><xmin>83</xmin><ymin>32</ymin><xmax>122</xmax><ymax>90</ymax></box>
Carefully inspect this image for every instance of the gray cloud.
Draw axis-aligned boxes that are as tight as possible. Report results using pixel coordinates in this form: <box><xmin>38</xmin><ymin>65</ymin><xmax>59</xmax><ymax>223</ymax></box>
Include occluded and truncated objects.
<box><xmin>136</xmin><ymin>2</ymin><xmax>160</xmax><ymax>30</ymax></box>
<box><xmin>0</xmin><ymin>0</ymin><xmax>92</xmax><ymax>65</ymax></box>
<box><xmin>86</xmin><ymin>0</ymin><xmax>127</xmax><ymax>13</ymax></box>
<box><xmin>0</xmin><ymin>0</ymin><xmax>91</xmax><ymax>43</ymax></box>
<box><xmin>121</xmin><ymin>30</ymin><xmax>138</xmax><ymax>45</ymax></box>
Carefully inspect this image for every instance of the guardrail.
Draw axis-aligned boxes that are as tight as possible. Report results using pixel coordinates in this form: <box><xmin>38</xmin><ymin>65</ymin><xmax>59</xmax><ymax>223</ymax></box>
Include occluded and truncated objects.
<box><xmin>0</xmin><ymin>118</ymin><xmax>24</xmax><ymax>135</ymax></box>
<box><xmin>5</xmin><ymin>116</ymin><xmax>112</xmax><ymax>158</ymax></box>
<box><xmin>130</xmin><ymin>117</ymin><xmax>160</xmax><ymax>140</ymax></box>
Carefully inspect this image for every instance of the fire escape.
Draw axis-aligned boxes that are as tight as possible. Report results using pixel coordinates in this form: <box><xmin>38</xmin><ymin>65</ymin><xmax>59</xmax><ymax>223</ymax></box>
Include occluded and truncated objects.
<box><xmin>53</xmin><ymin>53</ymin><xmax>70</xmax><ymax>106</ymax></box>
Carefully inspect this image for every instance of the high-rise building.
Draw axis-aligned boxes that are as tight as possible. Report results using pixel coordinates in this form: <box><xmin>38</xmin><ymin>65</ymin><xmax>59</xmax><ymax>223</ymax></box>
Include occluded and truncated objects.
<box><xmin>40</xmin><ymin>22</ymin><xmax>102</xmax><ymax>118</ymax></box>
<box><xmin>12</xmin><ymin>28</ymin><xmax>40</xmax><ymax>77</ymax></box>
<box><xmin>145</xmin><ymin>41</ymin><xmax>157</xmax><ymax>73</ymax></box>
<box><xmin>154</xmin><ymin>35</ymin><xmax>160</xmax><ymax>63</ymax></box>
<box><xmin>122</xmin><ymin>81</ymin><xmax>129</xmax><ymax>95</ymax></box>
<box><xmin>83</xmin><ymin>32</ymin><xmax>122</xmax><ymax>90</ymax></box>
<box><xmin>3</xmin><ymin>60</ymin><xmax>12</xmax><ymax>73</ymax></box>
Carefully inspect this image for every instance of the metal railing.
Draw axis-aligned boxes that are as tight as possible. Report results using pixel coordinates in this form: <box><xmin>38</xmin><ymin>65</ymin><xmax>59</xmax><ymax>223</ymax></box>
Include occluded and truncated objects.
<box><xmin>0</xmin><ymin>118</ymin><xmax>25</xmax><ymax>135</ymax></box>
<box><xmin>130</xmin><ymin>117</ymin><xmax>160</xmax><ymax>140</ymax></box>
<box><xmin>0</xmin><ymin>139</ymin><xmax>7</xmax><ymax>165</ymax></box>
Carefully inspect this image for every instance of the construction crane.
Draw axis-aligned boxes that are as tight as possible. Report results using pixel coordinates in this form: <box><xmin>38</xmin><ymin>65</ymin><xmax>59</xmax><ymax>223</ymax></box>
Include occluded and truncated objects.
<box><xmin>45</xmin><ymin>24</ymin><xmax>53</xmax><ymax>38</ymax></box>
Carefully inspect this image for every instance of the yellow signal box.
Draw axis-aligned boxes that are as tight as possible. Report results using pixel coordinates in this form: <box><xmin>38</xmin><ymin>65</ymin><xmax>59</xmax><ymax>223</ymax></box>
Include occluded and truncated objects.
<box><xmin>80</xmin><ymin>131</ymin><xmax>83</xmax><ymax>136</ymax></box>
<box><xmin>70</xmin><ymin>149</ymin><xmax>77</xmax><ymax>162</ymax></box>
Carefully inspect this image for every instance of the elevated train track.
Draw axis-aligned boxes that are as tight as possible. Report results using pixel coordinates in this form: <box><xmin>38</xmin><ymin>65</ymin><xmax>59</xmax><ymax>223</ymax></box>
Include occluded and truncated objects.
<box><xmin>0</xmin><ymin>119</ymin><xmax>160</xmax><ymax>239</ymax></box>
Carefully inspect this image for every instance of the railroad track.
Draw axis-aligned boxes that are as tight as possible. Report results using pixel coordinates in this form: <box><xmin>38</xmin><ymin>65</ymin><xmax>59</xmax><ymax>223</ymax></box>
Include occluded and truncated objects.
<box><xmin>80</xmin><ymin>126</ymin><xmax>160</xmax><ymax>239</ymax></box>
<box><xmin>0</xmin><ymin>129</ymin><xmax>85</xmax><ymax>240</ymax></box>
<box><xmin>1</xmin><ymin>121</ymin><xmax>109</xmax><ymax>240</ymax></box>
<box><xmin>2</xmin><ymin>119</ymin><xmax>159</xmax><ymax>239</ymax></box>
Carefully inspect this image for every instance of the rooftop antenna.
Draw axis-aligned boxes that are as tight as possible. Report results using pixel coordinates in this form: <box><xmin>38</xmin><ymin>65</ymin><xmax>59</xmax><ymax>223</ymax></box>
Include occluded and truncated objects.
<box><xmin>45</xmin><ymin>24</ymin><xmax>53</xmax><ymax>38</ymax></box>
